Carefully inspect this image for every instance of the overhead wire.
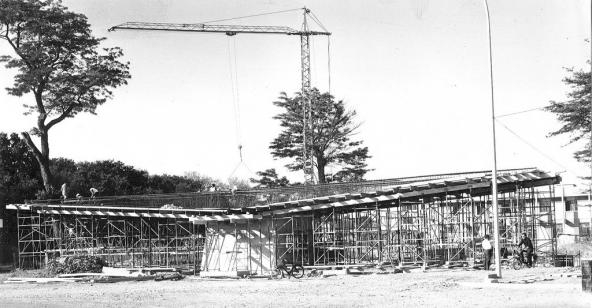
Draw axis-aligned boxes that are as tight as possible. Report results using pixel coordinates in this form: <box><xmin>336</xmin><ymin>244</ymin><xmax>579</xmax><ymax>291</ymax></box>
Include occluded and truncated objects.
<box><xmin>495</xmin><ymin>104</ymin><xmax>584</xmax><ymax>180</ymax></box>
<box><xmin>495</xmin><ymin>118</ymin><xmax>581</xmax><ymax>177</ymax></box>
<box><xmin>496</xmin><ymin>106</ymin><xmax>547</xmax><ymax>118</ymax></box>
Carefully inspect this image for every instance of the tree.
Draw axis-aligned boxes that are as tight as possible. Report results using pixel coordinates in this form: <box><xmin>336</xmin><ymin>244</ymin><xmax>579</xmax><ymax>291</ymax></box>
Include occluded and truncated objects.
<box><xmin>250</xmin><ymin>168</ymin><xmax>289</xmax><ymax>188</ymax></box>
<box><xmin>0</xmin><ymin>132</ymin><xmax>41</xmax><ymax>204</ymax></box>
<box><xmin>546</xmin><ymin>67</ymin><xmax>591</xmax><ymax>164</ymax></box>
<box><xmin>269</xmin><ymin>89</ymin><xmax>371</xmax><ymax>183</ymax></box>
<box><xmin>0</xmin><ymin>0</ymin><xmax>131</xmax><ymax>192</ymax></box>
<box><xmin>146</xmin><ymin>174</ymin><xmax>204</xmax><ymax>194</ymax></box>
<box><xmin>60</xmin><ymin>160</ymin><xmax>149</xmax><ymax>196</ymax></box>
<box><xmin>48</xmin><ymin>160</ymin><xmax>209</xmax><ymax>197</ymax></box>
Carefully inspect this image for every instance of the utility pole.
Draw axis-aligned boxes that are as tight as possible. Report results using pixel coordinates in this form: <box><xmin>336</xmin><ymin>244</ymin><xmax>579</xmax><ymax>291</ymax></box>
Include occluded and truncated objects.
<box><xmin>484</xmin><ymin>0</ymin><xmax>502</xmax><ymax>279</ymax></box>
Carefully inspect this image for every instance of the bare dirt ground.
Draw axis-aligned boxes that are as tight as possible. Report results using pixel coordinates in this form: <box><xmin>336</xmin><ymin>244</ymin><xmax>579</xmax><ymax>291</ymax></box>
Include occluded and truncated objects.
<box><xmin>0</xmin><ymin>267</ymin><xmax>591</xmax><ymax>307</ymax></box>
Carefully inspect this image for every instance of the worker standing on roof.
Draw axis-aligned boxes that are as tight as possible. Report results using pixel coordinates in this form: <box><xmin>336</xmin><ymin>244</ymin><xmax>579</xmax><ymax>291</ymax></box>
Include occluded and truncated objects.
<box><xmin>90</xmin><ymin>187</ymin><xmax>98</xmax><ymax>199</ymax></box>
<box><xmin>61</xmin><ymin>183</ymin><xmax>67</xmax><ymax>202</ymax></box>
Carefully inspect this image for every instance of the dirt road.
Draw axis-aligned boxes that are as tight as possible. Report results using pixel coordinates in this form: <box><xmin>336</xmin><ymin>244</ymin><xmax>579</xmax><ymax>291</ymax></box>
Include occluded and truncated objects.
<box><xmin>1</xmin><ymin>267</ymin><xmax>590</xmax><ymax>307</ymax></box>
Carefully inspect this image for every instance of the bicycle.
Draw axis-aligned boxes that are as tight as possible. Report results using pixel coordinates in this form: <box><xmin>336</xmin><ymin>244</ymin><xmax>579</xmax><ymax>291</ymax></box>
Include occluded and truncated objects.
<box><xmin>272</xmin><ymin>259</ymin><xmax>305</xmax><ymax>279</ymax></box>
<box><xmin>510</xmin><ymin>249</ymin><xmax>546</xmax><ymax>270</ymax></box>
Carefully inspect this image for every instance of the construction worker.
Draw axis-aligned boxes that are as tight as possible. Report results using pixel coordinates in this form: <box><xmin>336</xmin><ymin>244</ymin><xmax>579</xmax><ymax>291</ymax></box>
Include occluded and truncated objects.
<box><xmin>518</xmin><ymin>233</ymin><xmax>534</xmax><ymax>267</ymax></box>
<box><xmin>90</xmin><ymin>187</ymin><xmax>98</xmax><ymax>199</ymax></box>
<box><xmin>60</xmin><ymin>183</ymin><xmax>68</xmax><ymax>201</ymax></box>
<box><xmin>482</xmin><ymin>234</ymin><xmax>493</xmax><ymax>270</ymax></box>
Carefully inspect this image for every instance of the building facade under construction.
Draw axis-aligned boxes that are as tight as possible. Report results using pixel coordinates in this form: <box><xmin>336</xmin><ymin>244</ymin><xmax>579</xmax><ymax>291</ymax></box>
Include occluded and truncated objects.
<box><xmin>7</xmin><ymin>168</ymin><xmax>560</xmax><ymax>275</ymax></box>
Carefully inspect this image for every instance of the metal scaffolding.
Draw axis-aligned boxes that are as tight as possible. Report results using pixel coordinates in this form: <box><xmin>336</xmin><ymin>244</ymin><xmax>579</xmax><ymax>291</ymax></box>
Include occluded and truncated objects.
<box><xmin>277</xmin><ymin>185</ymin><xmax>557</xmax><ymax>267</ymax></box>
<box><xmin>16</xmin><ymin>212</ymin><xmax>204</xmax><ymax>270</ymax></box>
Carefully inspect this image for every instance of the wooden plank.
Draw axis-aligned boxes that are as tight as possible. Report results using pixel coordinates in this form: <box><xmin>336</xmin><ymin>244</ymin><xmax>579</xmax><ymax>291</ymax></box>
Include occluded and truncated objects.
<box><xmin>57</xmin><ymin>273</ymin><xmax>104</xmax><ymax>278</ymax></box>
<box><xmin>4</xmin><ymin>278</ymin><xmax>83</xmax><ymax>283</ymax></box>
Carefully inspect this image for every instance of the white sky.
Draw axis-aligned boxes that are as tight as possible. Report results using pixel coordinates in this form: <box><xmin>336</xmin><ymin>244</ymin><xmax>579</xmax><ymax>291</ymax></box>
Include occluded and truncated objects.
<box><xmin>0</xmin><ymin>0</ymin><xmax>590</xmax><ymax>192</ymax></box>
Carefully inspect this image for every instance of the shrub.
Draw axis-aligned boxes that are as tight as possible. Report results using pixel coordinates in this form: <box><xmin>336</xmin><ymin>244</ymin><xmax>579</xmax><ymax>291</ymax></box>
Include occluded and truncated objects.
<box><xmin>46</xmin><ymin>255</ymin><xmax>107</xmax><ymax>276</ymax></box>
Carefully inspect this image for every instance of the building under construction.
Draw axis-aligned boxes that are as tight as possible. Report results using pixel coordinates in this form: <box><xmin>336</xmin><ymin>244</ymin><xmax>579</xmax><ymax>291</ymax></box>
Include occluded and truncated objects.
<box><xmin>7</xmin><ymin>168</ymin><xmax>560</xmax><ymax>275</ymax></box>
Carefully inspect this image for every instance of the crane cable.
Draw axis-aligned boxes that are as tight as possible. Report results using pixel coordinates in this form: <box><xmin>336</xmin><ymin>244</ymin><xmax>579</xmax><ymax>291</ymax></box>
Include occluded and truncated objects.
<box><xmin>227</xmin><ymin>36</ymin><xmax>242</xmax><ymax>157</ymax></box>
<box><xmin>226</xmin><ymin>36</ymin><xmax>254</xmax><ymax>179</ymax></box>
<box><xmin>308</xmin><ymin>10</ymin><xmax>328</xmax><ymax>32</ymax></box>
<box><xmin>327</xmin><ymin>36</ymin><xmax>332</xmax><ymax>95</ymax></box>
<box><xmin>309</xmin><ymin>10</ymin><xmax>332</xmax><ymax>94</ymax></box>
<box><xmin>199</xmin><ymin>8</ymin><xmax>303</xmax><ymax>24</ymax></box>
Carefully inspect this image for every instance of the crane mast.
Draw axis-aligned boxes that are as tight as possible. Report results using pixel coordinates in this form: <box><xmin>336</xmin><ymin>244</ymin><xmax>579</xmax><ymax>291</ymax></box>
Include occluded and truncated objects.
<box><xmin>300</xmin><ymin>9</ymin><xmax>314</xmax><ymax>185</ymax></box>
<box><xmin>109</xmin><ymin>8</ymin><xmax>330</xmax><ymax>184</ymax></box>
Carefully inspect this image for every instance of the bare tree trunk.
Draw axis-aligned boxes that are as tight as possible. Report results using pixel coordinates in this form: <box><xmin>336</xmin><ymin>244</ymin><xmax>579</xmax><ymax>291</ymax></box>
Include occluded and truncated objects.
<box><xmin>21</xmin><ymin>131</ymin><xmax>52</xmax><ymax>192</ymax></box>
<box><xmin>316</xmin><ymin>156</ymin><xmax>327</xmax><ymax>184</ymax></box>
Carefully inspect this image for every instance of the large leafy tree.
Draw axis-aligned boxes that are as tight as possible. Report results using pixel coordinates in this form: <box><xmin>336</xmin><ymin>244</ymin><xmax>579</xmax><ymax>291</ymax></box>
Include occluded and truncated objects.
<box><xmin>546</xmin><ymin>67</ymin><xmax>591</xmax><ymax>165</ymax></box>
<box><xmin>0</xmin><ymin>0</ymin><xmax>131</xmax><ymax>192</ymax></box>
<box><xmin>49</xmin><ymin>159</ymin><xmax>209</xmax><ymax>197</ymax></box>
<box><xmin>270</xmin><ymin>89</ymin><xmax>371</xmax><ymax>183</ymax></box>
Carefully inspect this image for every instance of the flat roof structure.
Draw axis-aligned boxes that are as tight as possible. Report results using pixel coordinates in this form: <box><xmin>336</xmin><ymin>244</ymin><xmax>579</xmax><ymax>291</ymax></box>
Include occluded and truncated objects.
<box><xmin>6</xmin><ymin>168</ymin><xmax>561</xmax><ymax>272</ymax></box>
<box><xmin>8</xmin><ymin>167</ymin><xmax>559</xmax><ymax>220</ymax></box>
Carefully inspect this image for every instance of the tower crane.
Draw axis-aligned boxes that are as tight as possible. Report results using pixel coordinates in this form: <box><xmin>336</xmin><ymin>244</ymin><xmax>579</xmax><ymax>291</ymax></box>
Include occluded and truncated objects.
<box><xmin>109</xmin><ymin>8</ymin><xmax>331</xmax><ymax>184</ymax></box>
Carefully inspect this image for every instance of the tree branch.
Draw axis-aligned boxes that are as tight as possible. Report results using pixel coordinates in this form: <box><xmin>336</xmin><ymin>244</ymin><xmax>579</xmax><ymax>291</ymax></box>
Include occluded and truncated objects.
<box><xmin>46</xmin><ymin>104</ymin><xmax>74</xmax><ymax>129</ymax></box>
<box><xmin>3</xmin><ymin>23</ymin><xmax>33</xmax><ymax>69</ymax></box>
<box><xmin>34</xmin><ymin>90</ymin><xmax>47</xmax><ymax>119</ymax></box>
<box><xmin>20</xmin><ymin>131</ymin><xmax>43</xmax><ymax>160</ymax></box>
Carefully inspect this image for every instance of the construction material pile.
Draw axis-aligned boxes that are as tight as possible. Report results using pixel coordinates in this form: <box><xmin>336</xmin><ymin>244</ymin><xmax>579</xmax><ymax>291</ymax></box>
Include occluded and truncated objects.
<box><xmin>46</xmin><ymin>256</ymin><xmax>107</xmax><ymax>276</ymax></box>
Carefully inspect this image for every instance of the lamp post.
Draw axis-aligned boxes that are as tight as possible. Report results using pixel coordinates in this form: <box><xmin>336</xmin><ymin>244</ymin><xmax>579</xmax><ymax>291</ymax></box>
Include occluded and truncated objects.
<box><xmin>589</xmin><ymin>0</ymin><xmax>592</xmax><ymax>222</ymax></box>
<box><xmin>484</xmin><ymin>0</ymin><xmax>502</xmax><ymax>279</ymax></box>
